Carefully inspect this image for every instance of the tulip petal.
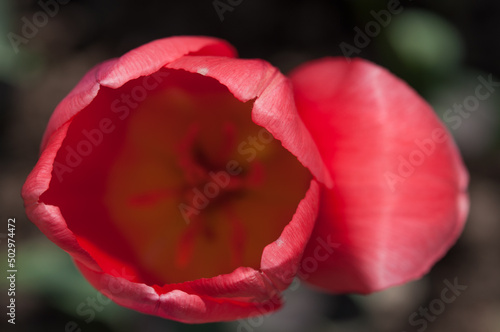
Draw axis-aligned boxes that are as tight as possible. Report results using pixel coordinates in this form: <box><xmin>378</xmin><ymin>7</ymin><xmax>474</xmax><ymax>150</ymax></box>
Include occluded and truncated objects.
<box><xmin>22</xmin><ymin>122</ymin><xmax>101</xmax><ymax>271</ymax></box>
<box><xmin>166</xmin><ymin>56</ymin><xmax>332</xmax><ymax>187</ymax></box>
<box><xmin>261</xmin><ymin>180</ymin><xmax>320</xmax><ymax>291</ymax></box>
<box><xmin>42</xmin><ymin>36</ymin><xmax>236</xmax><ymax>149</ymax></box>
<box><xmin>290</xmin><ymin>58</ymin><xmax>469</xmax><ymax>293</ymax></box>
<box><xmin>72</xmin><ymin>179</ymin><xmax>320</xmax><ymax>322</ymax></box>
<box><xmin>76</xmin><ymin>259</ymin><xmax>282</xmax><ymax>323</ymax></box>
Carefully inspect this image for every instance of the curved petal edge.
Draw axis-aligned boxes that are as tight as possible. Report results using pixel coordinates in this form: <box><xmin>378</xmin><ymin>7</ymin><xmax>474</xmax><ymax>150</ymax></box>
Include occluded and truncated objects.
<box><xmin>291</xmin><ymin>57</ymin><xmax>469</xmax><ymax>294</ymax></box>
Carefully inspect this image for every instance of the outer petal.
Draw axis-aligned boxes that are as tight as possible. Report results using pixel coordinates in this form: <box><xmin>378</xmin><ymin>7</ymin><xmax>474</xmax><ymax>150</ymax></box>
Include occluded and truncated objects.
<box><xmin>261</xmin><ymin>180</ymin><xmax>320</xmax><ymax>291</ymax></box>
<box><xmin>22</xmin><ymin>122</ymin><xmax>101</xmax><ymax>271</ymax></box>
<box><xmin>75</xmin><ymin>262</ymin><xmax>282</xmax><ymax>323</ymax></box>
<box><xmin>291</xmin><ymin>58</ymin><xmax>469</xmax><ymax>293</ymax></box>
<box><xmin>41</xmin><ymin>36</ymin><xmax>236</xmax><ymax>150</ymax></box>
<box><xmin>73</xmin><ymin>180</ymin><xmax>320</xmax><ymax>323</ymax></box>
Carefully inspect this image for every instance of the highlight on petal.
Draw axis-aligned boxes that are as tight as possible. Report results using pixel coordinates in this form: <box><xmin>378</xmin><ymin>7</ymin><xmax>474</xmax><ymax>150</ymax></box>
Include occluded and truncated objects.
<box><xmin>291</xmin><ymin>57</ymin><xmax>469</xmax><ymax>294</ymax></box>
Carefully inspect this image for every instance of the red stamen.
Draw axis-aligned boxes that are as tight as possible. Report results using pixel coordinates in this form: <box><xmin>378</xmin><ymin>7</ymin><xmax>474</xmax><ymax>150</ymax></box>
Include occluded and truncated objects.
<box><xmin>176</xmin><ymin>124</ymin><xmax>207</xmax><ymax>185</ymax></box>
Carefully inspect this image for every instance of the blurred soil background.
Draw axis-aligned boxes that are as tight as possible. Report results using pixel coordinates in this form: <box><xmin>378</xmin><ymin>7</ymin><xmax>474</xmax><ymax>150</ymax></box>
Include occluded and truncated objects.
<box><xmin>0</xmin><ymin>0</ymin><xmax>499</xmax><ymax>331</ymax></box>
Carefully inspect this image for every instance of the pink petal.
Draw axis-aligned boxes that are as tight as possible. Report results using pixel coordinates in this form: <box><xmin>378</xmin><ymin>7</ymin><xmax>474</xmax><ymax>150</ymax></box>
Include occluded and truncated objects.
<box><xmin>41</xmin><ymin>36</ymin><xmax>236</xmax><ymax>150</ymax></box>
<box><xmin>76</xmin><ymin>262</ymin><xmax>282</xmax><ymax>323</ymax></box>
<box><xmin>290</xmin><ymin>58</ymin><xmax>469</xmax><ymax>293</ymax></box>
<box><xmin>166</xmin><ymin>56</ymin><xmax>332</xmax><ymax>187</ymax></box>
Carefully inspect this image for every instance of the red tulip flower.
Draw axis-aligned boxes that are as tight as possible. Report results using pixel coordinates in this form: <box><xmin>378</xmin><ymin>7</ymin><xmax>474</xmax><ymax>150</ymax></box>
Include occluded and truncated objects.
<box><xmin>22</xmin><ymin>36</ymin><xmax>468</xmax><ymax>323</ymax></box>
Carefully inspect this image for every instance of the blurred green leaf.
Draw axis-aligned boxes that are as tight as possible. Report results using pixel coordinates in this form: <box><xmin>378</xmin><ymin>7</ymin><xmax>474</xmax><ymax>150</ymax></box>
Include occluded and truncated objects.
<box><xmin>387</xmin><ymin>9</ymin><xmax>464</xmax><ymax>75</ymax></box>
<box><xmin>0</xmin><ymin>0</ymin><xmax>45</xmax><ymax>83</ymax></box>
<box><xmin>16</xmin><ymin>239</ymin><xmax>94</xmax><ymax>306</ymax></box>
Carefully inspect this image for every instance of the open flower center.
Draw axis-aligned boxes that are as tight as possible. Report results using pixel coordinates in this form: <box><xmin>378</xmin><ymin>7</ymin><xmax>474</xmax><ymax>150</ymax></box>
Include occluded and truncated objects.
<box><xmin>175</xmin><ymin>122</ymin><xmax>247</xmax><ymax>211</ymax></box>
<box><xmin>41</xmin><ymin>69</ymin><xmax>312</xmax><ymax>285</ymax></box>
